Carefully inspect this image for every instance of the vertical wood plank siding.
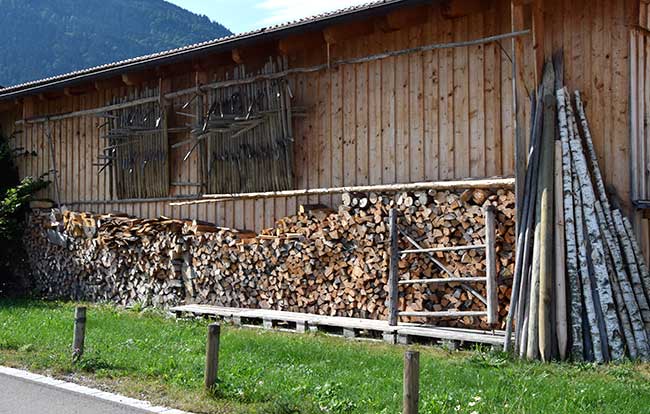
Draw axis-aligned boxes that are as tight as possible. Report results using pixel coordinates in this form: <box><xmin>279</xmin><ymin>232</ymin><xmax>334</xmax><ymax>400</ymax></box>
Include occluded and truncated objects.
<box><xmin>5</xmin><ymin>0</ymin><xmax>638</xmax><ymax>235</ymax></box>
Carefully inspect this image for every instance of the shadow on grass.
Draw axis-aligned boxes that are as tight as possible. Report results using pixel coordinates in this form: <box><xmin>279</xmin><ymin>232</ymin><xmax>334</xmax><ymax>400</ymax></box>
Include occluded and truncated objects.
<box><xmin>0</xmin><ymin>297</ymin><xmax>70</xmax><ymax>311</ymax></box>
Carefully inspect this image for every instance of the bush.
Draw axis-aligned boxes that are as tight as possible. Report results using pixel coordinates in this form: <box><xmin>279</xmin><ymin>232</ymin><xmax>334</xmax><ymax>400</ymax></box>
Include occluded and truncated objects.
<box><xmin>0</xmin><ymin>131</ymin><xmax>48</xmax><ymax>295</ymax></box>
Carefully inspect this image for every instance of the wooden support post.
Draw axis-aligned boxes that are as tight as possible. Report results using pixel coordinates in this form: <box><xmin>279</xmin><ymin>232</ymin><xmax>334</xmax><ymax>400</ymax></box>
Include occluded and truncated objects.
<box><xmin>72</xmin><ymin>306</ymin><xmax>86</xmax><ymax>362</ymax></box>
<box><xmin>388</xmin><ymin>208</ymin><xmax>399</xmax><ymax>326</ymax></box>
<box><xmin>403</xmin><ymin>350</ymin><xmax>420</xmax><ymax>414</ymax></box>
<box><xmin>205</xmin><ymin>323</ymin><xmax>221</xmax><ymax>390</ymax></box>
<box><xmin>485</xmin><ymin>205</ymin><xmax>498</xmax><ymax>326</ymax></box>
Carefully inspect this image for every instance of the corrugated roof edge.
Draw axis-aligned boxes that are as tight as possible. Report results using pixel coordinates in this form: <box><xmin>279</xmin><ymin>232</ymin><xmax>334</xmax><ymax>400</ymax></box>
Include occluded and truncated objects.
<box><xmin>0</xmin><ymin>0</ymin><xmax>420</xmax><ymax>101</ymax></box>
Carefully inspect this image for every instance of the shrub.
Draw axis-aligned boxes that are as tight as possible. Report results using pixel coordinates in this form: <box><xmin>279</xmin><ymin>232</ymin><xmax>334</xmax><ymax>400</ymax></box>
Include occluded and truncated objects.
<box><xmin>0</xmin><ymin>131</ymin><xmax>48</xmax><ymax>295</ymax></box>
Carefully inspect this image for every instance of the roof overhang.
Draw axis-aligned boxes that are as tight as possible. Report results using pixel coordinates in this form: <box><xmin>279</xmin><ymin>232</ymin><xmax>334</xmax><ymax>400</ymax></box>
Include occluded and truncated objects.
<box><xmin>0</xmin><ymin>0</ymin><xmax>433</xmax><ymax>102</ymax></box>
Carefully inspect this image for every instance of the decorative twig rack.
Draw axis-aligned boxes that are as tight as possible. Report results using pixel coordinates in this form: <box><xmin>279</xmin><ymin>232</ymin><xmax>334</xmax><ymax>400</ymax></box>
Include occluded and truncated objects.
<box><xmin>102</xmin><ymin>87</ymin><xmax>169</xmax><ymax>199</ymax></box>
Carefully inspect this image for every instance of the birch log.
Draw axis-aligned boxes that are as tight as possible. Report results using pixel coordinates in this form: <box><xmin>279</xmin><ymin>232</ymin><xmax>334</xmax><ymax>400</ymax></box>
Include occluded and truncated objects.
<box><xmin>554</xmin><ymin>141</ymin><xmax>568</xmax><ymax>360</ymax></box>
<box><xmin>574</xmin><ymin>92</ymin><xmax>614</xmax><ymax>226</ymax></box>
<box><xmin>569</xmin><ymin>134</ymin><xmax>625</xmax><ymax>361</ymax></box>
<box><xmin>556</xmin><ymin>88</ymin><xmax>584</xmax><ymax>360</ymax></box>
<box><xmin>596</xmin><ymin>202</ymin><xmax>649</xmax><ymax>359</ymax></box>
<box><xmin>567</xmin><ymin>93</ymin><xmax>603</xmax><ymax>362</ymax></box>
<box><xmin>622</xmin><ymin>215</ymin><xmax>650</xmax><ymax>308</ymax></box>
<box><xmin>613</xmin><ymin>210</ymin><xmax>650</xmax><ymax>333</ymax></box>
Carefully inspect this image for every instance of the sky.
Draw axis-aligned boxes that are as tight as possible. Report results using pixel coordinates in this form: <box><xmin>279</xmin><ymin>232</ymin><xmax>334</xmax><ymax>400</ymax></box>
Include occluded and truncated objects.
<box><xmin>166</xmin><ymin>0</ymin><xmax>371</xmax><ymax>34</ymax></box>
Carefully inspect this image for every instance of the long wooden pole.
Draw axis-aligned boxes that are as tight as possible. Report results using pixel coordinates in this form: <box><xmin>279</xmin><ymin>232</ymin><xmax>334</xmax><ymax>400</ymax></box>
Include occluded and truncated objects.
<box><xmin>554</xmin><ymin>140</ymin><xmax>568</xmax><ymax>360</ymax></box>
<box><xmin>388</xmin><ymin>208</ymin><xmax>399</xmax><ymax>327</ymax></box>
<box><xmin>485</xmin><ymin>205</ymin><xmax>498</xmax><ymax>326</ymax></box>
<box><xmin>170</xmin><ymin>178</ymin><xmax>515</xmax><ymax>206</ymax></box>
<box><xmin>538</xmin><ymin>67</ymin><xmax>556</xmax><ymax>362</ymax></box>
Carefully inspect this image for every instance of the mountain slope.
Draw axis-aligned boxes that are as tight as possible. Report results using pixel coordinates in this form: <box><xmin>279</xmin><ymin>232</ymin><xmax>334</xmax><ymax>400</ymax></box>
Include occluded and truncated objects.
<box><xmin>0</xmin><ymin>0</ymin><xmax>232</xmax><ymax>87</ymax></box>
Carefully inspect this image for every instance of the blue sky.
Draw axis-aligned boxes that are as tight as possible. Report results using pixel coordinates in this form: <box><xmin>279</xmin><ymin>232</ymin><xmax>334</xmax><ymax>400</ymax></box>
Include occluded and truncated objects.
<box><xmin>166</xmin><ymin>0</ymin><xmax>369</xmax><ymax>34</ymax></box>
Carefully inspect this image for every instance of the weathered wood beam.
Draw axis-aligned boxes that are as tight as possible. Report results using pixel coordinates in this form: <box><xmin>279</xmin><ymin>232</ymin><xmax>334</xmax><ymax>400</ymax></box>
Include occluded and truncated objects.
<box><xmin>0</xmin><ymin>99</ymin><xmax>19</xmax><ymax>112</ymax></box>
<box><xmin>64</xmin><ymin>83</ymin><xmax>95</xmax><ymax>97</ymax></box>
<box><xmin>532</xmin><ymin>0</ymin><xmax>545</xmax><ymax>86</ymax></box>
<box><xmin>442</xmin><ymin>0</ymin><xmax>490</xmax><ymax>18</ymax></box>
<box><xmin>322</xmin><ymin>20</ymin><xmax>375</xmax><ymax>44</ymax></box>
<box><xmin>278</xmin><ymin>31</ymin><xmax>325</xmax><ymax>56</ymax></box>
<box><xmin>94</xmin><ymin>76</ymin><xmax>126</xmax><ymax>91</ymax></box>
<box><xmin>121</xmin><ymin>70</ymin><xmax>156</xmax><ymax>86</ymax></box>
<box><xmin>191</xmin><ymin>51</ymin><xmax>232</xmax><ymax>72</ymax></box>
<box><xmin>231</xmin><ymin>43</ymin><xmax>276</xmax><ymax>65</ymax></box>
<box><xmin>378</xmin><ymin>5</ymin><xmax>430</xmax><ymax>31</ymax></box>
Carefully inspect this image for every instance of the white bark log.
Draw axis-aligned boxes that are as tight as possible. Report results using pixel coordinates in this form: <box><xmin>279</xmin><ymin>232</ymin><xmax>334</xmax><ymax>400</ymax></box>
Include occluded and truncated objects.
<box><xmin>556</xmin><ymin>88</ymin><xmax>584</xmax><ymax>360</ymax></box>
<box><xmin>574</xmin><ymin>92</ymin><xmax>614</xmax><ymax>227</ymax></box>
<box><xmin>570</xmin><ymin>135</ymin><xmax>625</xmax><ymax>361</ymax></box>
<box><xmin>613</xmin><ymin>210</ymin><xmax>650</xmax><ymax>334</ymax></box>
<box><xmin>622</xmin><ymin>216</ymin><xmax>650</xmax><ymax>311</ymax></box>
<box><xmin>567</xmin><ymin>95</ymin><xmax>605</xmax><ymax>363</ymax></box>
<box><xmin>595</xmin><ymin>202</ymin><xmax>645</xmax><ymax>359</ymax></box>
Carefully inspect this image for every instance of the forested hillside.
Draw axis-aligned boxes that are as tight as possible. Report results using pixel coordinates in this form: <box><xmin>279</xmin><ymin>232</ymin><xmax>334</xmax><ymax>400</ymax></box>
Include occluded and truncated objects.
<box><xmin>0</xmin><ymin>0</ymin><xmax>231</xmax><ymax>86</ymax></box>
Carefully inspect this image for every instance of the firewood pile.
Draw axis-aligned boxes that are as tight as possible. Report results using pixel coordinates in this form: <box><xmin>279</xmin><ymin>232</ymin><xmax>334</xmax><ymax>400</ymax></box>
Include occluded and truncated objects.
<box><xmin>23</xmin><ymin>187</ymin><xmax>515</xmax><ymax>329</ymax></box>
<box><xmin>506</xmin><ymin>59</ymin><xmax>650</xmax><ymax>362</ymax></box>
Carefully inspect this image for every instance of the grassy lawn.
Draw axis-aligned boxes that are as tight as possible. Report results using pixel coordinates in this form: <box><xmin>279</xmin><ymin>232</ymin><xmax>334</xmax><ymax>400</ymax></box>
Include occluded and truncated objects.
<box><xmin>1</xmin><ymin>300</ymin><xmax>649</xmax><ymax>414</ymax></box>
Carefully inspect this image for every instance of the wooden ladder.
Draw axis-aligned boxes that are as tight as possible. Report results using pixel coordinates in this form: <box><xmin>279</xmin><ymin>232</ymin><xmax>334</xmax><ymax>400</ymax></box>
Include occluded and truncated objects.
<box><xmin>387</xmin><ymin>205</ymin><xmax>498</xmax><ymax>326</ymax></box>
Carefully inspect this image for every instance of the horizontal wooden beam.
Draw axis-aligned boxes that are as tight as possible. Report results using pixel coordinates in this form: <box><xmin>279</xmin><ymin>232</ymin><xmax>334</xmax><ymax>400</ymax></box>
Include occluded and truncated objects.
<box><xmin>379</xmin><ymin>4</ymin><xmax>431</xmax><ymax>31</ymax></box>
<box><xmin>121</xmin><ymin>70</ymin><xmax>156</xmax><ymax>86</ymax></box>
<box><xmin>399</xmin><ymin>311</ymin><xmax>488</xmax><ymax>318</ymax></box>
<box><xmin>169</xmin><ymin>177</ymin><xmax>515</xmax><ymax>206</ymax></box>
<box><xmin>278</xmin><ymin>31</ymin><xmax>325</xmax><ymax>56</ymax></box>
<box><xmin>442</xmin><ymin>0</ymin><xmax>490</xmax><ymax>18</ymax></box>
<box><xmin>94</xmin><ymin>77</ymin><xmax>126</xmax><ymax>91</ymax></box>
<box><xmin>398</xmin><ymin>277</ymin><xmax>487</xmax><ymax>285</ymax></box>
<box><xmin>323</xmin><ymin>20</ymin><xmax>375</xmax><ymax>44</ymax></box>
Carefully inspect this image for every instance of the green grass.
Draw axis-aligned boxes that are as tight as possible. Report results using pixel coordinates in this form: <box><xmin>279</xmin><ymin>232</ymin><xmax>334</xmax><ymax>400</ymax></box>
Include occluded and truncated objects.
<box><xmin>1</xmin><ymin>299</ymin><xmax>650</xmax><ymax>414</ymax></box>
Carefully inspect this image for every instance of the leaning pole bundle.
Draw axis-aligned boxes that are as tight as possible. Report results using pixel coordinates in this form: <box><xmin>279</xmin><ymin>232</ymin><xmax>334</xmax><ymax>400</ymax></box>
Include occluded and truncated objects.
<box><xmin>508</xmin><ymin>59</ymin><xmax>650</xmax><ymax>362</ymax></box>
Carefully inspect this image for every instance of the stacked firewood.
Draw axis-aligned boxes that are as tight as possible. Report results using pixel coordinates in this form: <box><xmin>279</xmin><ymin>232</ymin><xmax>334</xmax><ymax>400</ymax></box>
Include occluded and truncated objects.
<box><xmin>23</xmin><ymin>188</ymin><xmax>515</xmax><ymax>329</ymax></box>
<box><xmin>506</xmin><ymin>60</ymin><xmax>650</xmax><ymax>362</ymax></box>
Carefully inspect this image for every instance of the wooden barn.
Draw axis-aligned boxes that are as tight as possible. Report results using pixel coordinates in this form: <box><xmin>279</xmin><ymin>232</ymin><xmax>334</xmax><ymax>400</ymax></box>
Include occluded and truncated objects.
<box><xmin>4</xmin><ymin>0</ymin><xmax>650</xmax><ymax>354</ymax></box>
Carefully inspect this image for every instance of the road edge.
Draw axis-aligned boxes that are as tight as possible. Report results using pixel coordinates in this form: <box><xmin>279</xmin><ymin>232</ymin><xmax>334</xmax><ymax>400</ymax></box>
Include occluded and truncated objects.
<box><xmin>0</xmin><ymin>365</ymin><xmax>191</xmax><ymax>414</ymax></box>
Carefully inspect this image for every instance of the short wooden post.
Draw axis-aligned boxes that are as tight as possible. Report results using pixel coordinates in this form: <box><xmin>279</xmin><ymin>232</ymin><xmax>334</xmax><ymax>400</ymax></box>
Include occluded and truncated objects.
<box><xmin>388</xmin><ymin>208</ymin><xmax>399</xmax><ymax>326</ymax></box>
<box><xmin>403</xmin><ymin>350</ymin><xmax>420</xmax><ymax>414</ymax></box>
<box><xmin>72</xmin><ymin>306</ymin><xmax>86</xmax><ymax>362</ymax></box>
<box><xmin>204</xmin><ymin>323</ymin><xmax>221</xmax><ymax>389</ymax></box>
<box><xmin>485</xmin><ymin>205</ymin><xmax>498</xmax><ymax>326</ymax></box>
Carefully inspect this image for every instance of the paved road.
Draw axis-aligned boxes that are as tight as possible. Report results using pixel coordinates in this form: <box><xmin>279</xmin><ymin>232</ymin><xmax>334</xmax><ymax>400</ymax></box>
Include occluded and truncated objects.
<box><xmin>0</xmin><ymin>373</ymin><xmax>157</xmax><ymax>414</ymax></box>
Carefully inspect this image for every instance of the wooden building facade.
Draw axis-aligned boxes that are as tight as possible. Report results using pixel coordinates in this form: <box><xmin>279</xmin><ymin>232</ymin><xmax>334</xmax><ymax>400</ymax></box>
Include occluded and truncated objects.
<box><xmin>0</xmin><ymin>0</ymin><xmax>648</xmax><ymax>248</ymax></box>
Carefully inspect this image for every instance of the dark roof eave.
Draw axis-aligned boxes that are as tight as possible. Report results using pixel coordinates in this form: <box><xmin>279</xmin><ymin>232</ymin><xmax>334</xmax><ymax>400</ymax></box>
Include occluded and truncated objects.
<box><xmin>0</xmin><ymin>0</ymin><xmax>428</xmax><ymax>102</ymax></box>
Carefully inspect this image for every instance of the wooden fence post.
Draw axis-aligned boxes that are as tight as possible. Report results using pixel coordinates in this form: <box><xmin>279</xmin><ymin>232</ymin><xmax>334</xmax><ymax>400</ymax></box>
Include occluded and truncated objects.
<box><xmin>485</xmin><ymin>205</ymin><xmax>498</xmax><ymax>326</ymax></box>
<box><xmin>388</xmin><ymin>208</ymin><xmax>399</xmax><ymax>326</ymax></box>
<box><xmin>403</xmin><ymin>350</ymin><xmax>420</xmax><ymax>414</ymax></box>
<box><xmin>72</xmin><ymin>306</ymin><xmax>86</xmax><ymax>362</ymax></box>
<box><xmin>205</xmin><ymin>323</ymin><xmax>221</xmax><ymax>389</ymax></box>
